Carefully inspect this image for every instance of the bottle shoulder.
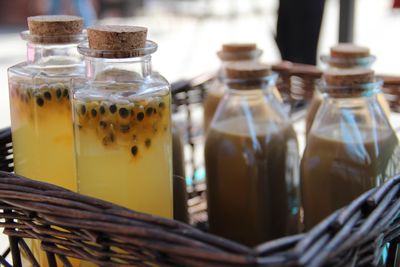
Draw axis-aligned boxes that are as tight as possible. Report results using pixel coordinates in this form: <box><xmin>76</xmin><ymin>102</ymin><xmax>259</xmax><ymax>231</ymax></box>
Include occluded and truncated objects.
<box><xmin>8</xmin><ymin>61</ymin><xmax>85</xmax><ymax>81</ymax></box>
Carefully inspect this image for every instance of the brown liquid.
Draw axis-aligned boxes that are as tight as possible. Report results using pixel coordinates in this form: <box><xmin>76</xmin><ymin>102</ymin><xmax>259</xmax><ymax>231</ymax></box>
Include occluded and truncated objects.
<box><xmin>172</xmin><ymin>126</ymin><xmax>188</xmax><ymax>223</ymax></box>
<box><xmin>306</xmin><ymin>93</ymin><xmax>392</xmax><ymax>135</ymax></box>
<box><xmin>301</xmin><ymin>125</ymin><xmax>400</xmax><ymax>229</ymax></box>
<box><xmin>205</xmin><ymin>118</ymin><xmax>300</xmax><ymax>246</ymax></box>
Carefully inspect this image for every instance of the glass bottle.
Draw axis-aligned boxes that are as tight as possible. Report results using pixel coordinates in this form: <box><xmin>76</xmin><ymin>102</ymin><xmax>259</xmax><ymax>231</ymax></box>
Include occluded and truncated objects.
<box><xmin>203</xmin><ymin>43</ymin><xmax>263</xmax><ymax>131</ymax></box>
<box><xmin>205</xmin><ymin>62</ymin><xmax>300</xmax><ymax>246</ymax></box>
<box><xmin>305</xmin><ymin>44</ymin><xmax>390</xmax><ymax>135</ymax></box>
<box><xmin>301</xmin><ymin>69</ymin><xmax>400</xmax><ymax>230</ymax></box>
<box><xmin>8</xmin><ymin>15</ymin><xmax>85</xmax><ymax>189</ymax></box>
<box><xmin>8</xmin><ymin>15</ymin><xmax>85</xmax><ymax>267</ymax></box>
<box><xmin>73</xmin><ymin>26</ymin><xmax>172</xmax><ymax>218</ymax></box>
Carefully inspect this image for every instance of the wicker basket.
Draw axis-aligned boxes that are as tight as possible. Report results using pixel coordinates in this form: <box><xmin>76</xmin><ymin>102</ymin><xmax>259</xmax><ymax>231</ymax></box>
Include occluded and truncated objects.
<box><xmin>0</xmin><ymin>63</ymin><xmax>400</xmax><ymax>266</ymax></box>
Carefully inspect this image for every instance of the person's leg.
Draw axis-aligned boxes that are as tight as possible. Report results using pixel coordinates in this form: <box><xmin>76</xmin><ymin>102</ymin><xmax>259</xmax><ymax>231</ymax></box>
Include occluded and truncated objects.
<box><xmin>275</xmin><ymin>0</ymin><xmax>292</xmax><ymax>62</ymax></box>
<box><xmin>276</xmin><ymin>0</ymin><xmax>326</xmax><ymax>65</ymax></box>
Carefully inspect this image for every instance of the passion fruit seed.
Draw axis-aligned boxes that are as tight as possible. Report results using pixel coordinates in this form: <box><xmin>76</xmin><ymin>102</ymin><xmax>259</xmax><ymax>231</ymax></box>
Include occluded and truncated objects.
<box><xmin>102</xmin><ymin>133</ymin><xmax>115</xmax><ymax>146</ymax></box>
<box><xmin>99</xmin><ymin>120</ymin><xmax>107</xmax><ymax>129</ymax></box>
<box><xmin>131</xmin><ymin>145</ymin><xmax>138</xmax><ymax>156</ymax></box>
<box><xmin>44</xmin><ymin>91</ymin><xmax>52</xmax><ymax>100</ymax></box>
<box><xmin>137</xmin><ymin>112</ymin><xmax>144</xmax><ymax>121</ymax></box>
<box><xmin>80</xmin><ymin>104</ymin><xmax>86</xmax><ymax>115</ymax></box>
<box><xmin>99</xmin><ymin>106</ymin><xmax>106</xmax><ymax>114</ymax></box>
<box><xmin>130</xmin><ymin>109</ymin><xmax>135</xmax><ymax>116</ymax></box>
<box><xmin>146</xmin><ymin>107</ymin><xmax>154</xmax><ymax>116</ymax></box>
<box><xmin>91</xmin><ymin>108</ymin><xmax>97</xmax><ymax>117</ymax></box>
<box><xmin>119</xmin><ymin>107</ymin><xmax>129</xmax><ymax>118</ymax></box>
<box><xmin>145</xmin><ymin>138</ymin><xmax>151</xmax><ymax>148</ymax></box>
<box><xmin>120</xmin><ymin>124</ymin><xmax>130</xmax><ymax>133</ymax></box>
<box><xmin>63</xmin><ymin>88</ymin><xmax>69</xmax><ymax>98</ymax></box>
<box><xmin>36</xmin><ymin>97</ymin><xmax>44</xmax><ymax>107</ymax></box>
<box><xmin>109</xmin><ymin>104</ymin><xmax>117</xmax><ymax>114</ymax></box>
<box><xmin>56</xmin><ymin>88</ymin><xmax>62</xmax><ymax>99</ymax></box>
<box><xmin>159</xmin><ymin>102</ymin><xmax>165</xmax><ymax>109</ymax></box>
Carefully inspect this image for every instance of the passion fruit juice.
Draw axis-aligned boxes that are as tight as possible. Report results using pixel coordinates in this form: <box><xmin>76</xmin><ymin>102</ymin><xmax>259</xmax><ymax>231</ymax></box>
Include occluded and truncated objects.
<box><xmin>9</xmin><ymin>81</ymin><xmax>76</xmax><ymax>190</ymax></box>
<box><xmin>9</xmin><ymin>80</ymin><xmax>79</xmax><ymax>267</ymax></box>
<box><xmin>74</xmin><ymin>90</ymin><xmax>173</xmax><ymax>218</ymax></box>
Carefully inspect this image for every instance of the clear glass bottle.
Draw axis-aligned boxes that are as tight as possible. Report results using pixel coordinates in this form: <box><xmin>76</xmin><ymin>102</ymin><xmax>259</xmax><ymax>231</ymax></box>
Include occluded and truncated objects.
<box><xmin>305</xmin><ymin>44</ymin><xmax>390</xmax><ymax>135</ymax></box>
<box><xmin>8</xmin><ymin>16</ymin><xmax>85</xmax><ymax>190</ymax></box>
<box><xmin>203</xmin><ymin>43</ymin><xmax>263</xmax><ymax>131</ymax></box>
<box><xmin>8</xmin><ymin>15</ymin><xmax>85</xmax><ymax>267</ymax></box>
<box><xmin>205</xmin><ymin>62</ymin><xmax>300</xmax><ymax>246</ymax></box>
<box><xmin>301</xmin><ymin>69</ymin><xmax>400</xmax><ymax>230</ymax></box>
<box><xmin>73</xmin><ymin>26</ymin><xmax>172</xmax><ymax>218</ymax></box>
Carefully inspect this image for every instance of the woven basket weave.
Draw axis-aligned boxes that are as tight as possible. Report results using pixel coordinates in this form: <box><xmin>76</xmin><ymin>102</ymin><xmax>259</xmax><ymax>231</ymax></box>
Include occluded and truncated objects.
<box><xmin>0</xmin><ymin>63</ymin><xmax>400</xmax><ymax>266</ymax></box>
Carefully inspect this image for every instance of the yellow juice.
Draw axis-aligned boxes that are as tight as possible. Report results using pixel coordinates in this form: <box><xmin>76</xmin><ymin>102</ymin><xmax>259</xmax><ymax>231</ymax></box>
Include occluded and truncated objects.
<box><xmin>74</xmin><ymin>91</ymin><xmax>173</xmax><ymax>218</ymax></box>
<box><xmin>9</xmin><ymin>81</ymin><xmax>76</xmax><ymax>188</ymax></box>
<box><xmin>9</xmin><ymin>81</ymin><xmax>79</xmax><ymax>266</ymax></box>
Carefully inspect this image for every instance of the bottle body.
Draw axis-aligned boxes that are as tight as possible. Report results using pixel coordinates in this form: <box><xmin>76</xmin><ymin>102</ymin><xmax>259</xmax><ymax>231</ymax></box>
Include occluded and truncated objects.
<box><xmin>8</xmin><ymin>41</ymin><xmax>84</xmax><ymax>191</ymax></box>
<box><xmin>302</xmin><ymin>81</ymin><xmax>400</xmax><ymax>229</ymax></box>
<box><xmin>73</xmin><ymin>48</ymin><xmax>173</xmax><ymax>218</ymax></box>
<box><xmin>205</xmin><ymin>81</ymin><xmax>300</xmax><ymax>246</ymax></box>
<box><xmin>8</xmin><ymin>31</ymin><xmax>85</xmax><ymax>267</ymax></box>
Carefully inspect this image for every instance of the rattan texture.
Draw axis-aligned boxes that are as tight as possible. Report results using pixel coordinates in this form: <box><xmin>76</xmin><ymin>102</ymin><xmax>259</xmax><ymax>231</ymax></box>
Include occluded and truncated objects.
<box><xmin>0</xmin><ymin>63</ymin><xmax>399</xmax><ymax>266</ymax></box>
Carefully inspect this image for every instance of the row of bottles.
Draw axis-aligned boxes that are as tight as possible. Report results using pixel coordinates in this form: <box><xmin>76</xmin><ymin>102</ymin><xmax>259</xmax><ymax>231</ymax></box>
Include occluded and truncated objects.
<box><xmin>8</xmin><ymin>15</ymin><xmax>187</xmax><ymax>266</ymax></box>
<box><xmin>8</xmin><ymin>14</ymin><xmax>400</xmax><ymax>253</ymax></box>
<box><xmin>9</xmin><ymin>16</ymin><xmax>175</xmax><ymax>217</ymax></box>
<box><xmin>204</xmin><ymin>43</ymin><xmax>400</xmax><ymax>246</ymax></box>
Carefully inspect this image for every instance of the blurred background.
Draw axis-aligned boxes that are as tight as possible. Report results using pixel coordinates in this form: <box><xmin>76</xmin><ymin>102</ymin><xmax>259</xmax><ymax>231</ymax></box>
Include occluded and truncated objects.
<box><xmin>0</xmin><ymin>0</ymin><xmax>399</xmax><ymax>128</ymax></box>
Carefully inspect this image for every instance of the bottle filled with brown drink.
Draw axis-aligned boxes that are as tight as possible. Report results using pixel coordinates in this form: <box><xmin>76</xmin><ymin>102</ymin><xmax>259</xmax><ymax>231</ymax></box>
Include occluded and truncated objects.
<box><xmin>305</xmin><ymin>44</ymin><xmax>391</xmax><ymax>135</ymax></box>
<box><xmin>203</xmin><ymin>43</ymin><xmax>263</xmax><ymax>131</ymax></box>
<box><xmin>301</xmin><ymin>68</ymin><xmax>400</xmax><ymax>230</ymax></box>
<box><xmin>205</xmin><ymin>62</ymin><xmax>301</xmax><ymax>246</ymax></box>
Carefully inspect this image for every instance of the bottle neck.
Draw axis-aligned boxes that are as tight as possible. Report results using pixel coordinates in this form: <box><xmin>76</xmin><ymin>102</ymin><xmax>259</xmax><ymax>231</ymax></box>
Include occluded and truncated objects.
<box><xmin>84</xmin><ymin>55</ymin><xmax>153</xmax><ymax>82</ymax></box>
<box><xmin>26</xmin><ymin>42</ymin><xmax>82</xmax><ymax>66</ymax></box>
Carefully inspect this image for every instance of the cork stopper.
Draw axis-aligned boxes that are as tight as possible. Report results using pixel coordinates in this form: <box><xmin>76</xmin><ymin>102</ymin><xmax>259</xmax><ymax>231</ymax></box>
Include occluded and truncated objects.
<box><xmin>226</xmin><ymin>62</ymin><xmax>270</xmax><ymax>79</ymax></box>
<box><xmin>330</xmin><ymin>44</ymin><xmax>370</xmax><ymax>59</ymax></box>
<box><xmin>222</xmin><ymin>43</ymin><xmax>257</xmax><ymax>53</ymax></box>
<box><xmin>324</xmin><ymin>69</ymin><xmax>374</xmax><ymax>86</ymax></box>
<box><xmin>88</xmin><ymin>25</ymin><xmax>147</xmax><ymax>51</ymax></box>
<box><xmin>218</xmin><ymin>43</ymin><xmax>260</xmax><ymax>61</ymax></box>
<box><xmin>323</xmin><ymin>69</ymin><xmax>375</xmax><ymax>97</ymax></box>
<box><xmin>225</xmin><ymin>62</ymin><xmax>271</xmax><ymax>89</ymax></box>
<box><xmin>27</xmin><ymin>15</ymin><xmax>83</xmax><ymax>43</ymax></box>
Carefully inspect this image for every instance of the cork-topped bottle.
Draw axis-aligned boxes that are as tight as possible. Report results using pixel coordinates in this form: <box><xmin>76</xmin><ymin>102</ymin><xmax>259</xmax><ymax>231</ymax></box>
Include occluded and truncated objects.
<box><xmin>301</xmin><ymin>69</ymin><xmax>400</xmax><ymax>230</ymax></box>
<box><xmin>203</xmin><ymin>43</ymin><xmax>263</xmax><ymax>131</ymax></box>
<box><xmin>7</xmin><ymin>15</ymin><xmax>86</xmax><ymax>267</ymax></box>
<box><xmin>73</xmin><ymin>25</ymin><xmax>172</xmax><ymax>218</ymax></box>
<box><xmin>204</xmin><ymin>62</ymin><xmax>300</xmax><ymax>246</ymax></box>
<box><xmin>306</xmin><ymin>44</ymin><xmax>391</xmax><ymax>134</ymax></box>
<box><xmin>8</xmin><ymin>15</ymin><xmax>85</xmax><ymax>190</ymax></box>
